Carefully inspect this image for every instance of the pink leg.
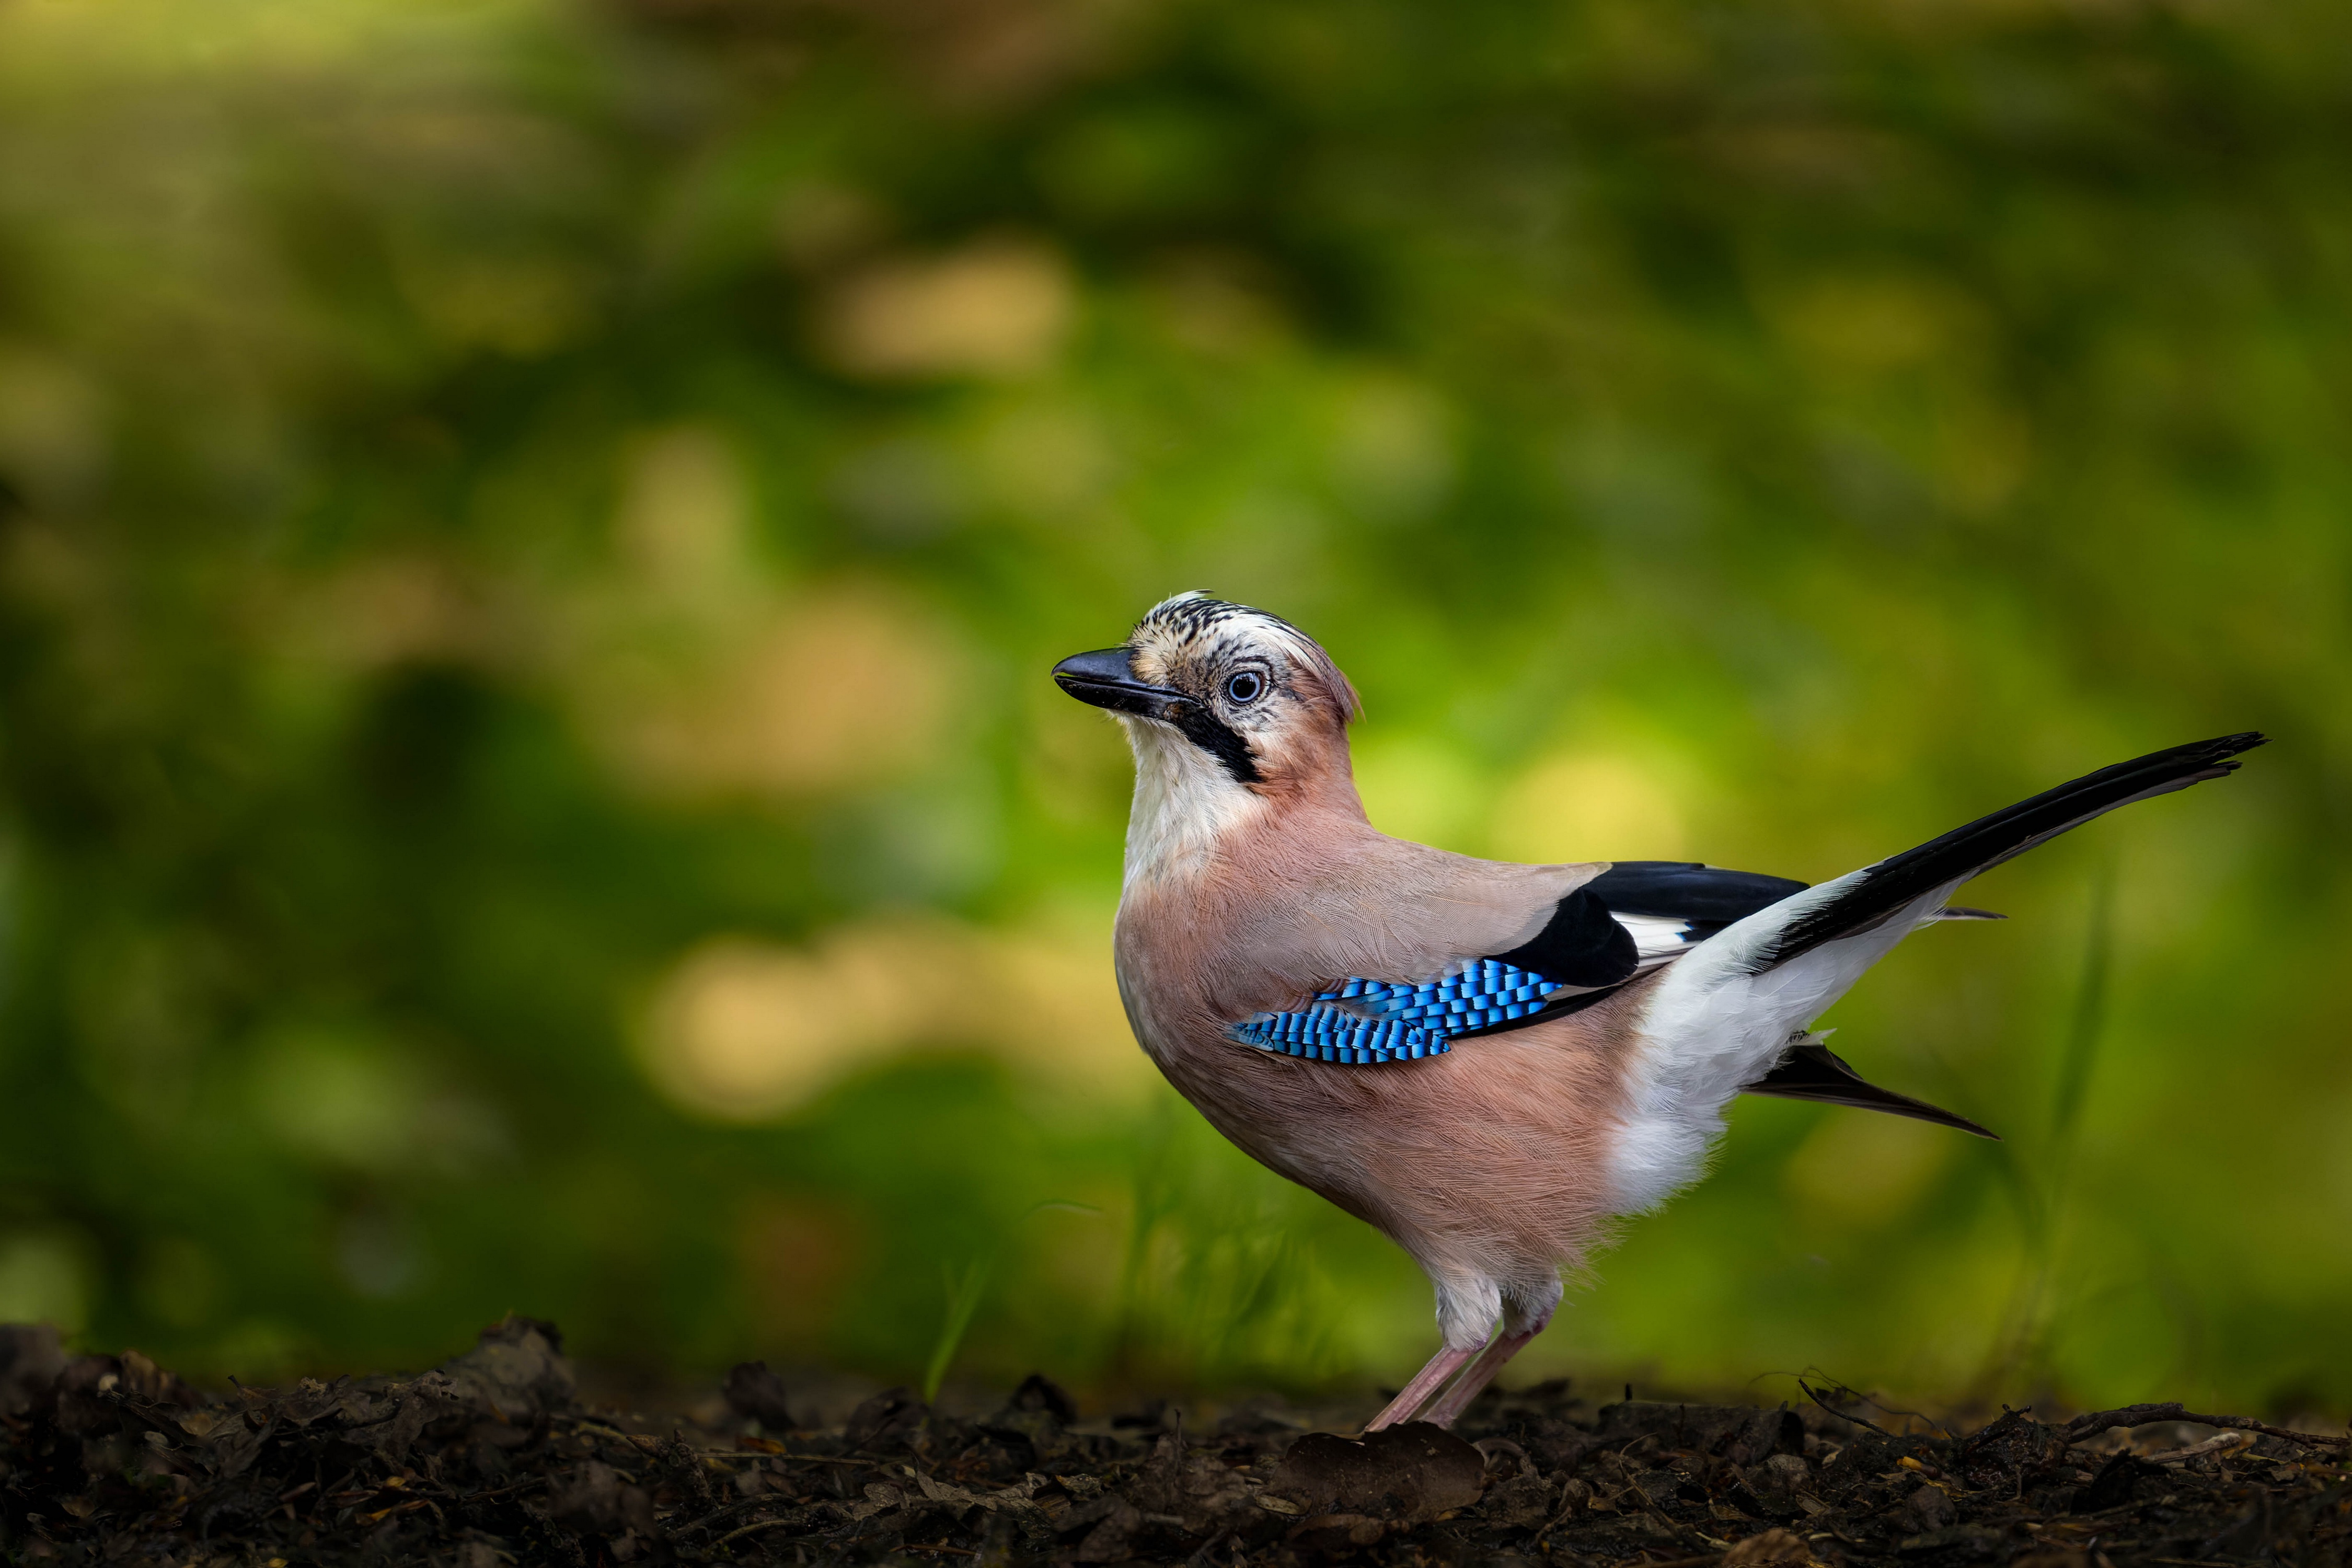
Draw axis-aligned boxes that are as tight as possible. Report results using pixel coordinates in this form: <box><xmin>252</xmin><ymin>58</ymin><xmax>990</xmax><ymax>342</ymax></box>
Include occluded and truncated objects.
<box><xmin>1417</xmin><ymin>1328</ymin><xmax>1537</xmax><ymax>1429</ymax></box>
<box><xmin>1363</xmin><ymin>1343</ymin><xmax>1479</xmax><ymax>1431</ymax></box>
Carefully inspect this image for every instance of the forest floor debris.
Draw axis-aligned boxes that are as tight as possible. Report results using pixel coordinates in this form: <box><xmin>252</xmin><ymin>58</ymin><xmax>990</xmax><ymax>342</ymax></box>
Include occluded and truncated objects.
<box><xmin>2</xmin><ymin>1318</ymin><xmax>2346</xmax><ymax>1566</ymax></box>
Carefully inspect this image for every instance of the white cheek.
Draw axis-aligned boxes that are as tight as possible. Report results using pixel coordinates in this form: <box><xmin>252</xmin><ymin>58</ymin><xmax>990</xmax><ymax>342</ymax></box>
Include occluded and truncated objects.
<box><xmin>1120</xmin><ymin>720</ymin><xmax>1262</xmax><ymax>887</ymax></box>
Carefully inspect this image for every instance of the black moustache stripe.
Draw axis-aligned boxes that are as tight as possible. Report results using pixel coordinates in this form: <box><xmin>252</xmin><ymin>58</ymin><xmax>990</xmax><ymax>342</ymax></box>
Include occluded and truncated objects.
<box><xmin>1171</xmin><ymin>704</ymin><xmax>1262</xmax><ymax>784</ymax></box>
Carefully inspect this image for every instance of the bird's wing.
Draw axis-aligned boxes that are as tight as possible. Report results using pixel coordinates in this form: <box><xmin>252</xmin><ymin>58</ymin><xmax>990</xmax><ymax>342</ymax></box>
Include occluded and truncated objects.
<box><xmin>1227</xmin><ymin>856</ymin><xmax>2004</xmax><ymax>1134</ymax></box>
<box><xmin>1573</xmin><ymin>861</ymin><xmax>1997</xmax><ymax>956</ymax></box>
<box><xmin>1579</xmin><ymin>861</ymin><xmax>1810</xmax><ymax>965</ymax></box>
<box><xmin>1229</xmin><ymin>860</ymin><xmax>1811</xmax><ymax>1064</ymax></box>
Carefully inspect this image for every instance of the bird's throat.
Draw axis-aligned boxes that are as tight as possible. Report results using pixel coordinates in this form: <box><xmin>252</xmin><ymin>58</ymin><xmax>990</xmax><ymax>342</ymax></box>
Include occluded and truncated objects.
<box><xmin>1119</xmin><ymin>719</ymin><xmax>1267</xmax><ymax>890</ymax></box>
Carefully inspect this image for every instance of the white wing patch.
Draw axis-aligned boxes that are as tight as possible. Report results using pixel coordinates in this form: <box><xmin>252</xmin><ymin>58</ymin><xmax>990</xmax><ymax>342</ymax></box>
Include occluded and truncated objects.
<box><xmin>1614</xmin><ymin>905</ymin><xmax>1996</xmax><ymax>973</ymax></box>
<box><xmin>1613</xmin><ymin>912</ymin><xmax>1699</xmax><ymax>967</ymax></box>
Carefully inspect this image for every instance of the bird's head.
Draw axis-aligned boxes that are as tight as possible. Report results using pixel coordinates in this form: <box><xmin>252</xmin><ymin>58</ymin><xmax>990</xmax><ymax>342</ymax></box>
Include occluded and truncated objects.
<box><xmin>1054</xmin><ymin>594</ymin><xmax>1363</xmax><ymax>869</ymax></box>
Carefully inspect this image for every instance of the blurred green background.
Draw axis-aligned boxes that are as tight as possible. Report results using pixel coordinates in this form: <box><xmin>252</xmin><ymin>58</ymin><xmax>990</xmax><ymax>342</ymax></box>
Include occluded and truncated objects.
<box><xmin>0</xmin><ymin>0</ymin><xmax>2345</xmax><ymax>1417</ymax></box>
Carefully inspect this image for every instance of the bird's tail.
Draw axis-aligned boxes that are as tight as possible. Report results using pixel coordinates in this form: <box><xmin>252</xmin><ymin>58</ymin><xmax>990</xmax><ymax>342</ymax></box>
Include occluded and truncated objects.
<box><xmin>1608</xmin><ymin>733</ymin><xmax>2265</xmax><ymax>1214</ymax></box>
<box><xmin>1740</xmin><ymin>731</ymin><xmax>2266</xmax><ymax>978</ymax></box>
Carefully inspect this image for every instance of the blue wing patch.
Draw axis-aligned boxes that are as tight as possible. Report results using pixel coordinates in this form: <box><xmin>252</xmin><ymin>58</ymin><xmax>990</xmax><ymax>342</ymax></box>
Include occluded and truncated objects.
<box><xmin>1232</xmin><ymin>959</ymin><xmax>1562</xmax><ymax>1064</ymax></box>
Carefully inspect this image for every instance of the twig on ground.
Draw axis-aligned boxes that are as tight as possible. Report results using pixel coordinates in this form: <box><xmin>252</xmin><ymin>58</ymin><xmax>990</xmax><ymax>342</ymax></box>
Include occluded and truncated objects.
<box><xmin>1797</xmin><ymin>1379</ymin><xmax>1900</xmax><ymax>1440</ymax></box>
<box><xmin>710</xmin><ymin>1515</ymin><xmax>802</xmax><ymax>1551</ymax></box>
<box><xmin>676</xmin><ymin>1491</ymin><xmax>826</xmax><ymax>1538</ymax></box>
<box><xmin>453</xmin><ymin>1477</ymin><xmax>549</xmax><ymax>1503</ymax></box>
<box><xmin>2057</xmin><ymin>1403</ymin><xmax>2350</xmax><ymax>1451</ymax></box>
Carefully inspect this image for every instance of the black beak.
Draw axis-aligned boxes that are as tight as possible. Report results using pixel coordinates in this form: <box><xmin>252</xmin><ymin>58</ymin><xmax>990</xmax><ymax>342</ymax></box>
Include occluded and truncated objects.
<box><xmin>1052</xmin><ymin>647</ymin><xmax>1189</xmax><ymax>720</ymax></box>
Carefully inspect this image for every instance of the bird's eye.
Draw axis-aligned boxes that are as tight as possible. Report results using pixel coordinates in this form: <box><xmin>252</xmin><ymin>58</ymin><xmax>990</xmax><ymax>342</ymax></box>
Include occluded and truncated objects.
<box><xmin>1225</xmin><ymin>671</ymin><xmax>1265</xmax><ymax>705</ymax></box>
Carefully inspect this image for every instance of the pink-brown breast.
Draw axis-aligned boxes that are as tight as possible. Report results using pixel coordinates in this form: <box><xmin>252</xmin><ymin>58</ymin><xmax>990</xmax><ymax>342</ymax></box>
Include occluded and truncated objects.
<box><xmin>1112</xmin><ymin>804</ymin><xmax>1655</xmax><ymax>1289</ymax></box>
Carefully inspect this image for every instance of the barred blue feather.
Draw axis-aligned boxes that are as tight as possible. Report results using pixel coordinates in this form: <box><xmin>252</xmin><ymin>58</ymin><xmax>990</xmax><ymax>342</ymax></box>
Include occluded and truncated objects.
<box><xmin>1231</xmin><ymin>959</ymin><xmax>1562</xmax><ymax>1064</ymax></box>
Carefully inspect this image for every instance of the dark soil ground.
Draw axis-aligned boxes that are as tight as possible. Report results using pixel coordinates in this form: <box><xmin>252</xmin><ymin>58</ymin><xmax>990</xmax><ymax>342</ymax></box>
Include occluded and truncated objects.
<box><xmin>3</xmin><ymin>1318</ymin><xmax>2346</xmax><ymax>1567</ymax></box>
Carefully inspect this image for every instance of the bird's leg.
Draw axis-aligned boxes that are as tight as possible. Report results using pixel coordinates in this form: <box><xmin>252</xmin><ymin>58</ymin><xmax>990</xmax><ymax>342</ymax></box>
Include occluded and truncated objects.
<box><xmin>1416</xmin><ymin>1327</ymin><xmax>1538</xmax><ymax>1429</ymax></box>
<box><xmin>1362</xmin><ymin>1343</ymin><xmax>1480</xmax><ymax>1431</ymax></box>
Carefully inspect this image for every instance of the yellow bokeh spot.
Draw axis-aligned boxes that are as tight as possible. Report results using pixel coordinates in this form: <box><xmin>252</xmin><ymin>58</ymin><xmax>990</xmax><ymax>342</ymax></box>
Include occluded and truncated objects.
<box><xmin>614</xmin><ymin>426</ymin><xmax>754</xmax><ymax>603</ymax></box>
<box><xmin>1354</xmin><ymin>735</ymin><xmax>1483</xmax><ymax>850</ymax></box>
<box><xmin>589</xmin><ymin>587</ymin><xmax>961</xmax><ymax>802</ymax></box>
<box><xmin>818</xmin><ymin>237</ymin><xmax>1074</xmax><ymax>381</ymax></box>
<box><xmin>637</xmin><ymin>913</ymin><xmax>1153</xmax><ymax>1122</ymax></box>
<box><xmin>1489</xmin><ymin>751</ymin><xmax>1689</xmax><ymax>863</ymax></box>
<box><xmin>1765</xmin><ymin>271</ymin><xmax>1980</xmax><ymax>379</ymax></box>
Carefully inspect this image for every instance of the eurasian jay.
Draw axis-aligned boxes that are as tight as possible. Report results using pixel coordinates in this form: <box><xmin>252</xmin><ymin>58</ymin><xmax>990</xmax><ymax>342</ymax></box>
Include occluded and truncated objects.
<box><xmin>1052</xmin><ymin>592</ymin><xmax>2262</xmax><ymax>1431</ymax></box>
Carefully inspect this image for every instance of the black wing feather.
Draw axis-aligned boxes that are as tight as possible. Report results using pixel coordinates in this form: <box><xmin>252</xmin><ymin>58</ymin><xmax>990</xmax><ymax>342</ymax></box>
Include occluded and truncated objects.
<box><xmin>1487</xmin><ymin>886</ymin><xmax>1639</xmax><ymax>987</ymax></box>
<box><xmin>1584</xmin><ymin>861</ymin><xmax>1808</xmax><ymax>935</ymax></box>
<box><xmin>1743</xmin><ymin>1040</ymin><xmax>1998</xmax><ymax>1139</ymax></box>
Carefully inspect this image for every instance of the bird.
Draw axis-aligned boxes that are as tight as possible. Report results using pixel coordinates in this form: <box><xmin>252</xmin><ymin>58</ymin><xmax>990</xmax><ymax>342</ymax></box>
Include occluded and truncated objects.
<box><xmin>1052</xmin><ymin>591</ymin><xmax>2264</xmax><ymax>1432</ymax></box>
